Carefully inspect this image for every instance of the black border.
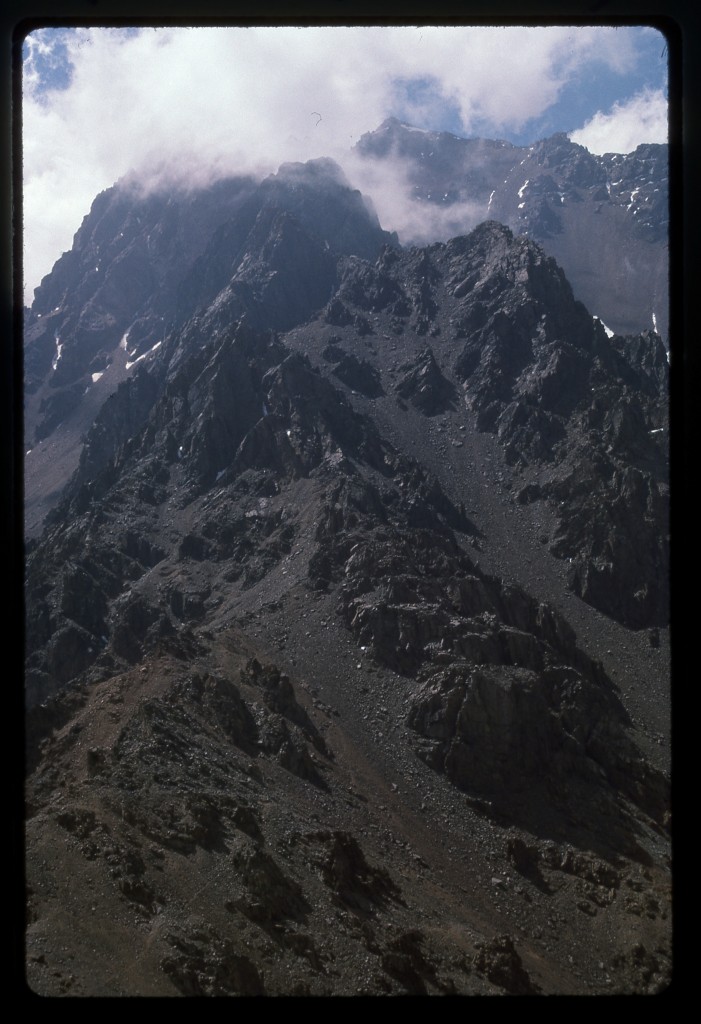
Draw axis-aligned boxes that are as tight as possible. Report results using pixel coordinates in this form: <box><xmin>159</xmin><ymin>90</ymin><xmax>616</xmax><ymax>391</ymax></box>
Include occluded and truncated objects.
<box><xmin>5</xmin><ymin>2</ymin><xmax>695</xmax><ymax>1005</ymax></box>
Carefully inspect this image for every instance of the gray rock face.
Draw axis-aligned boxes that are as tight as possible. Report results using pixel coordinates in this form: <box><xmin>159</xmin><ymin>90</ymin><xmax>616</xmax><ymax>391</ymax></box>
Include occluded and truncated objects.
<box><xmin>395</xmin><ymin>346</ymin><xmax>455</xmax><ymax>414</ymax></box>
<box><xmin>407</xmin><ymin>662</ymin><xmax>666</xmax><ymax>829</ymax></box>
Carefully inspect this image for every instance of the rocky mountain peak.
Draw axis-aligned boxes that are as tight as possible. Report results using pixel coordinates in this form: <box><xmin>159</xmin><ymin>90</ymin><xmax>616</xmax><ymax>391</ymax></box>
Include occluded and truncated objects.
<box><xmin>353</xmin><ymin>119</ymin><xmax>668</xmax><ymax>340</ymax></box>
<box><xmin>271</xmin><ymin>155</ymin><xmax>351</xmax><ymax>188</ymax></box>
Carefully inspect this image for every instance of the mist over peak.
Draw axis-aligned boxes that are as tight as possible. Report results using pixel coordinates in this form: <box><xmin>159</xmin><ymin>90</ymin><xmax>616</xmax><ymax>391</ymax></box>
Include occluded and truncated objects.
<box><xmin>342</xmin><ymin>119</ymin><xmax>668</xmax><ymax>339</ymax></box>
<box><xmin>22</xmin><ymin>25</ymin><xmax>668</xmax><ymax>304</ymax></box>
<box><xmin>270</xmin><ymin>157</ymin><xmax>351</xmax><ymax>190</ymax></box>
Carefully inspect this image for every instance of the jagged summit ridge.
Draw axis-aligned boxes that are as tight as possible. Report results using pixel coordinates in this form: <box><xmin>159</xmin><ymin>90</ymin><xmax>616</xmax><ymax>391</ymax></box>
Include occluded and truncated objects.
<box><xmin>354</xmin><ymin>120</ymin><xmax>668</xmax><ymax>339</ymax></box>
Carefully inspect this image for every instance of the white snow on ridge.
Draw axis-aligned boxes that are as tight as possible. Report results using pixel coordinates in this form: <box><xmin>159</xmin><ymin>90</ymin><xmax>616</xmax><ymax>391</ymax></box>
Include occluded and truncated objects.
<box><xmin>52</xmin><ymin>334</ymin><xmax>63</xmax><ymax>371</ymax></box>
<box><xmin>120</xmin><ymin>331</ymin><xmax>130</xmax><ymax>350</ymax></box>
<box><xmin>652</xmin><ymin>311</ymin><xmax>658</xmax><ymax>332</ymax></box>
<box><xmin>125</xmin><ymin>340</ymin><xmax>162</xmax><ymax>370</ymax></box>
<box><xmin>91</xmin><ymin>371</ymin><xmax>104</xmax><ymax>383</ymax></box>
<box><xmin>593</xmin><ymin>315</ymin><xmax>614</xmax><ymax>338</ymax></box>
<box><xmin>518</xmin><ymin>180</ymin><xmax>529</xmax><ymax>199</ymax></box>
<box><xmin>487</xmin><ymin>190</ymin><xmax>495</xmax><ymax>209</ymax></box>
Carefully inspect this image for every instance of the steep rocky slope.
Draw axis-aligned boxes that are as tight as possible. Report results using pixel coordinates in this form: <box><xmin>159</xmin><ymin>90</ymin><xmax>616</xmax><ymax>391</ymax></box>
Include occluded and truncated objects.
<box><xmin>24</xmin><ymin>160</ymin><xmax>670</xmax><ymax>996</ymax></box>
<box><xmin>23</xmin><ymin>159</ymin><xmax>396</xmax><ymax>537</ymax></box>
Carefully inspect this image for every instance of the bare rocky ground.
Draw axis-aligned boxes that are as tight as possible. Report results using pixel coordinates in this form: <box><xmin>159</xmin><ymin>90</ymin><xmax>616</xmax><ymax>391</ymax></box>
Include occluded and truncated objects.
<box><xmin>24</xmin><ymin>208</ymin><xmax>671</xmax><ymax>997</ymax></box>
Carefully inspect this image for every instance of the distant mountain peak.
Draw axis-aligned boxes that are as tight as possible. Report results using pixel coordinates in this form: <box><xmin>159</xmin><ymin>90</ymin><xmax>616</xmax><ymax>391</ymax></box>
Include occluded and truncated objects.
<box><xmin>353</xmin><ymin>118</ymin><xmax>668</xmax><ymax>340</ymax></box>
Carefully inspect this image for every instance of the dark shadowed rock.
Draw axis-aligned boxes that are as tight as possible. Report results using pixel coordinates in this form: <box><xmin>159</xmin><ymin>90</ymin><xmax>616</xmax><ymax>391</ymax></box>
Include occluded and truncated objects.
<box><xmin>474</xmin><ymin>934</ymin><xmax>540</xmax><ymax>994</ymax></box>
<box><xmin>395</xmin><ymin>346</ymin><xmax>456</xmax><ymax>414</ymax></box>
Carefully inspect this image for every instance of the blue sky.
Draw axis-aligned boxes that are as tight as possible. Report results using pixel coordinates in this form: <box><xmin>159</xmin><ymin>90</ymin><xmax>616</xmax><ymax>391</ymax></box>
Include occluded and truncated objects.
<box><xmin>22</xmin><ymin>25</ymin><xmax>669</xmax><ymax>305</ymax></box>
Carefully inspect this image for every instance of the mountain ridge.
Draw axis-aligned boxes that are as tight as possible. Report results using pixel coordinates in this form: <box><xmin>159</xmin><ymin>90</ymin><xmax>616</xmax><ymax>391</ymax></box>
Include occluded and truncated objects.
<box><xmin>24</xmin><ymin>132</ymin><xmax>671</xmax><ymax>996</ymax></box>
<box><xmin>354</xmin><ymin>119</ymin><xmax>668</xmax><ymax>340</ymax></box>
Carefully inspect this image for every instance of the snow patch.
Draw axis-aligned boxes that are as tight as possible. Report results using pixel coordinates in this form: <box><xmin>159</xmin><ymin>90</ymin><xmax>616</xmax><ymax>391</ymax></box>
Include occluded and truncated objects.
<box><xmin>91</xmin><ymin>371</ymin><xmax>104</xmax><ymax>383</ymax></box>
<box><xmin>51</xmin><ymin>335</ymin><xmax>63</xmax><ymax>371</ymax></box>
<box><xmin>517</xmin><ymin>180</ymin><xmax>529</xmax><ymax>199</ymax></box>
<box><xmin>125</xmin><ymin>340</ymin><xmax>162</xmax><ymax>370</ymax></box>
<box><xmin>487</xmin><ymin>190</ymin><xmax>495</xmax><ymax>209</ymax></box>
<box><xmin>593</xmin><ymin>316</ymin><xmax>614</xmax><ymax>338</ymax></box>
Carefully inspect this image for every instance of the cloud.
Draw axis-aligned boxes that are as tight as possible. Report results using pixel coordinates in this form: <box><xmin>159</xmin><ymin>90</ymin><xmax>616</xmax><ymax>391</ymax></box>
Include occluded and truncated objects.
<box><xmin>22</xmin><ymin>25</ymin><xmax>660</xmax><ymax>304</ymax></box>
<box><xmin>343</xmin><ymin>145</ymin><xmax>487</xmax><ymax>248</ymax></box>
<box><xmin>569</xmin><ymin>87</ymin><xmax>668</xmax><ymax>155</ymax></box>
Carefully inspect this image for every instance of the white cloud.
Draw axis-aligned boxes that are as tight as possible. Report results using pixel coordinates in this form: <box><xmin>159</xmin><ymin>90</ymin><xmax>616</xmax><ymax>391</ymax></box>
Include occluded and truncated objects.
<box><xmin>570</xmin><ymin>87</ymin><xmax>668</xmax><ymax>155</ymax></box>
<box><xmin>22</xmin><ymin>25</ymin><xmax>660</xmax><ymax>304</ymax></box>
<box><xmin>343</xmin><ymin>146</ymin><xmax>486</xmax><ymax>248</ymax></box>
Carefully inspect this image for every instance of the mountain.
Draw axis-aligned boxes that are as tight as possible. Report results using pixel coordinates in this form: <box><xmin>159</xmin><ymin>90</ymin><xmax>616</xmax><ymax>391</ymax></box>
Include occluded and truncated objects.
<box><xmin>24</xmin><ymin>141</ymin><xmax>670</xmax><ymax>996</ymax></box>
<box><xmin>23</xmin><ymin>159</ymin><xmax>396</xmax><ymax>537</ymax></box>
<box><xmin>355</xmin><ymin>119</ymin><xmax>669</xmax><ymax>341</ymax></box>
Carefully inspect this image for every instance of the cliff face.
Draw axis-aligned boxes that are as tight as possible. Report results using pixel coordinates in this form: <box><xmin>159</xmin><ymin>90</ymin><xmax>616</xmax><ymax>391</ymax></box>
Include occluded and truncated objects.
<box><xmin>24</xmin><ymin>145</ymin><xmax>670</xmax><ymax>996</ymax></box>
<box><xmin>23</xmin><ymin>159</ymin><xmax>396</xmax><ymax>536</ymax></box>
